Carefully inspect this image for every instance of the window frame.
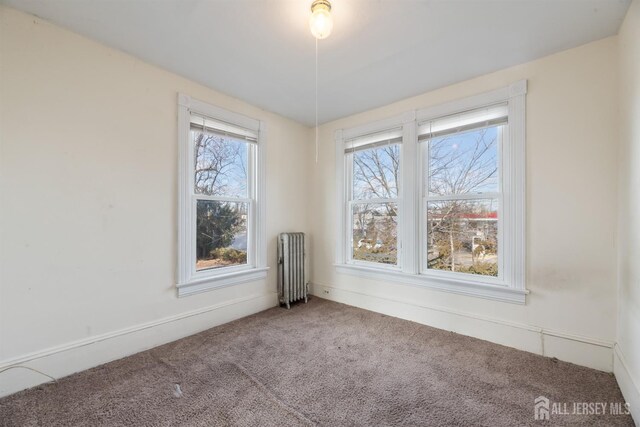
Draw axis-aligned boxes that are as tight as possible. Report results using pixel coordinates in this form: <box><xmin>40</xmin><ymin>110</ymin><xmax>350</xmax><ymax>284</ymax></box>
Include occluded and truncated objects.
<box><xmin>345</xmin><ymin>129</ymin><xmax>403</xmax><ymax>271</ymax></box>
<box><xmin>336</xmin><ymin>112</ymin><xmax>415</xmax><ymax>273</ymax></box>
<box><xmin>419</xmin><ymin>113</ymin><xmax>505</xmax><ymax>287</ymax></box>
<box><xmin>335</xmin><ymin>81</ymin><xmax>528</xmax><ymax>304</ymax></box>
<box><xmin>177</xmin><ymin>94</ymin><xmax>267</xmax><ymax>297</ymax></box>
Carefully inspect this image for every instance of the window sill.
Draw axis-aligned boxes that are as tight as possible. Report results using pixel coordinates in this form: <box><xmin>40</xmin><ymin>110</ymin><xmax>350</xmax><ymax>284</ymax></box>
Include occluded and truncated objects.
<box><xmin>177</xmin><ymin>267</ymin><xmax>269</xmax><ymax>297</ymax></box>
<box><xmin>334</xmin><ymin>264</ymin><xmax>527</xmax><ymax>304</ymax></box>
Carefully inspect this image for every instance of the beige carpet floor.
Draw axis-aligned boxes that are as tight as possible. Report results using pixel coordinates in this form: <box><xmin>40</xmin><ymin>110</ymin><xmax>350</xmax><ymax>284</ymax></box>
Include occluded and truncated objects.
<box><xmin>0</xmin><ymin>297</ymin><xmax>634</xmax><ymax>426</ymax></box>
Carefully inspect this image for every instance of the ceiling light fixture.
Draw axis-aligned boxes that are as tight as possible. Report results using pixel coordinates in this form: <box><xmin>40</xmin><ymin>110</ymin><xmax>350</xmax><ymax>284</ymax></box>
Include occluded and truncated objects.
<box><xmin>309</xmin><ymin>0</ymin><xmax>333</xmax><ymax>40</ymax></box>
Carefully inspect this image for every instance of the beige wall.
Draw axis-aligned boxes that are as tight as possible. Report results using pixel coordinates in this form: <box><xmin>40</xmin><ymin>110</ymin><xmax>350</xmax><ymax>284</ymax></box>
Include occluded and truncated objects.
<box><xmin>310</xmin><ymin>36</ymin><xmax>620</xmax><ymax>369</ymax></box>
<box><xmin>617</xmin><ymin>0</ymin><xmax>640</xmax><ymax>420</ymax></box>
<box><xmin>0</xmin><ymin>0</ymin><xmax>635</xmax><ymax>402</ymax></box>
<box><xmin>0</xmin><ymin>6</ymin><xmax>312</xmax><ymax>394</ymax></box>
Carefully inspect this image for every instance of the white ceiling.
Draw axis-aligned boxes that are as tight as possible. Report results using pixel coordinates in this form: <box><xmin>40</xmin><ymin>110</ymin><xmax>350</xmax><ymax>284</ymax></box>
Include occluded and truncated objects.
<box><xmin>2</xmin><ymin>0</ymin><xmax>631</xmax><ymax>126</ymax></box>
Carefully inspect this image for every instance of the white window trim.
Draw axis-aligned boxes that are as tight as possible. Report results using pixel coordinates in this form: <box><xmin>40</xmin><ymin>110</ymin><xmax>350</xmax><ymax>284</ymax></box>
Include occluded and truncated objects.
<box><xmin>335</xmin><ymin>81</ymin><xmax>528</xmax><ymax>304</ymax></box>
<box><xmin>336</xmin><ymin>111</ymin><xmax>415</xmax><ymax>271</ymax></box>
<box><xmin>177</xmin><ymin>94</ymin><xmax>267</xmax><ymax>297</ymax></box>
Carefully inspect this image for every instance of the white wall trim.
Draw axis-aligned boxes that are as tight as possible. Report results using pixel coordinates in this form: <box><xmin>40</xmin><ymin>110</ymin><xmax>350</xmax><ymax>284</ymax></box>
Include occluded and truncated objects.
<box><xmin>335</xmin><ymin>264</ymin><xmax>528</xmax><ymax>304</ymax></box>
<box><xmin>415</xmin><ymin>80</ymin><xmax>527</xmax><ymax>123</ymax></box>
<box><xmin>311</xmin><ymin>283</ymin><xmax>613</xmax><ymax>371</ymax></box>
<box><xmin>179</xmin><ymin>94</ymin><xmax>261</xmax><ymax>132</ymax></box>
<box><xmin>335</xmin><ymin>129</ymin><xmax>345</xmax><ymax>265</ymax></box>
<box><xmin>340</xmin><ymin>111</ymin><xmax>415</xmax><ymax>141</ymax></box>
<box><xmin>177</xmin><ymin>267</ymin><xmax>269</xmax><ymax>297</ymax></box>
<box><xmin>0</xmin><ymin>292</ymin><xmax>278</xmax><ymax>398</ymax></box>
<box><xmin>614</xmin><ymin>344</ymin><xmax>640</xmax><ymax>424</ymax></box>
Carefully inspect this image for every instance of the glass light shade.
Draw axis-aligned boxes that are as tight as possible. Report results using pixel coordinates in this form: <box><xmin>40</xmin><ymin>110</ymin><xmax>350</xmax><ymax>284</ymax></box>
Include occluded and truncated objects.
<box><xmin>309</xmin><ymin>7</ymin><xmax>333</xmax><ymax>39</ymax></box>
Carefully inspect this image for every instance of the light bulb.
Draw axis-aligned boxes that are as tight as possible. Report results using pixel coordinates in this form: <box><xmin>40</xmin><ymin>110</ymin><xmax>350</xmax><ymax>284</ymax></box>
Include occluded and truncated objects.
<box><xmin>309</xmin><ymin>0</ymin><xmax>333</xmax><ymax>40</ymax></box>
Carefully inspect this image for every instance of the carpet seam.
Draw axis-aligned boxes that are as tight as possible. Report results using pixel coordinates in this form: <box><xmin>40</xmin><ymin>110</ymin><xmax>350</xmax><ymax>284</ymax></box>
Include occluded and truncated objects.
<box><xmin>229</xmin><ymin>361</ymin><xmax>317</xmax><ymax>426</ymax></box>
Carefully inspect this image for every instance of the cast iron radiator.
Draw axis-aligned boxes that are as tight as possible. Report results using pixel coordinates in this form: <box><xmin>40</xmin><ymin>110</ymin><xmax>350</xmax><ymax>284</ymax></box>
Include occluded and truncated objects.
<box><xmin>277</xmin><ymin>232</ymin><xmax>308</xmax><ymax>309</ymax></box>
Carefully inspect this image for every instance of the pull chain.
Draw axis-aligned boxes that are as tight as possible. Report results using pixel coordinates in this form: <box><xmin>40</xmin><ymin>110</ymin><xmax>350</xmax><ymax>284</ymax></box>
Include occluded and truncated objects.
<box><xmin>315</xmin><ymin>37</ymin><xmax>319</xmax><ymax>163</ymax></box>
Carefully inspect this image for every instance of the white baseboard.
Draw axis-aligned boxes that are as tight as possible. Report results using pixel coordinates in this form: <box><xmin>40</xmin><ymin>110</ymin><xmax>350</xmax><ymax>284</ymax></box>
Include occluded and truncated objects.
<box><xmin>614</xmin><ymin>344</ymin><xmax>640</xmax><ymax>425</ymax></box>
<box><xmin>0</xmin><ymin>292</ymin><xmax>278</xmax><ymax>398</ymax></box>
<box><xmin>312</xmin><ymin>283</ymin><xmax>614</xmax><ymax>372</ymax></box>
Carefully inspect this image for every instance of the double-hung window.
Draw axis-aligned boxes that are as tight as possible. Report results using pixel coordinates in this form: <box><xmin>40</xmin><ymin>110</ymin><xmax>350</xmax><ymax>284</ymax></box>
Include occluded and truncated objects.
<box><xmin>336</xmin><ymin>81</ymin><xmax>527</xmax><ymax>303</ymax></box>
<box><xmin>177</xmin><ymin>94</ymin><xmax>267</xmax><ymax>297</ymax></box>
<box><xmin>419</xmin><ymin>104</ymin><xmax>506</xmax><ymax>280</ymax></box>
<box><xmin>345</xmin><ymin>129</ymin><xmax>403</xmax><ymax>268</ymax></box>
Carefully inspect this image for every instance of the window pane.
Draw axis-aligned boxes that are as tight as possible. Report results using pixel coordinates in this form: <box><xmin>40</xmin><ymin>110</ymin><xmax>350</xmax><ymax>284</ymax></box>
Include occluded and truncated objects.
<box><xmin>352</xmin><ymin>202</ymin><xmax>398</xmax><ymax>265</ymax></box>
<box><xmin>353</xmin><ymin>144</ymin><xmax>399</xmax><ymax>200</ymax></box>
<box><xmin>427</xmin><ymin>126</ymin><xmax>500</xmax><ymax>196</ymax></box>
<box><xmin>193</xmin><ymin>130</ymin><xmax>248</xmax><ymax>198</ymax></box>
<box><xmin>426</xmin><ymin>199</ymin><xmax>498</xmax><ymax>276</ymax></box>
<box><xmin>196</xmin><ymin>200</ymin><xmax>248</xmax><ymax>271</ymax></box>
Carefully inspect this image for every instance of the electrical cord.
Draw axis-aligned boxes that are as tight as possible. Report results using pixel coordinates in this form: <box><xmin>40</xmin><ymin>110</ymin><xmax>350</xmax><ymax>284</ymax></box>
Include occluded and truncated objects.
<box><xmin>0</xmin><ymin>365</ymin><xmax>57</xmax><ymax>383</ymax></box>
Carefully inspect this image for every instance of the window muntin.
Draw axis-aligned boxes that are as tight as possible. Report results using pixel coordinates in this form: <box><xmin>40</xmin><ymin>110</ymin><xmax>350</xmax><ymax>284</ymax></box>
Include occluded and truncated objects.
<box><xmin>420</xmin><ymin>105</ymin><xmax>506</xmax><ymax>279</ymax></box>
<box><xmin>190</xmin><ymin>114</ymin><xmax>256</xmax><ymax>274</ymax></box>
<box><xmin>346</xmin><ymin>131</ymin><xmax>402</xmax><ymax>268</ymax></box>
